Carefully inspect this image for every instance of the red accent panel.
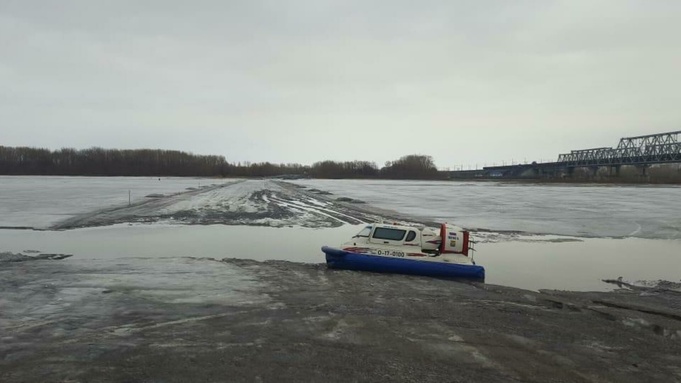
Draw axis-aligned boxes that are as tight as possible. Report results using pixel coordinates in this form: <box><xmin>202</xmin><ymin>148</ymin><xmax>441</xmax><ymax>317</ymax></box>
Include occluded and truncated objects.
<box><xmin>462</xmin><ymin>231</ymin><xmax>470</xmax><ymax>256</ymax></box>
<box><xmin>342</xmin><ymin>247</ymin><xmax>370</xmax><ymax>254</ymax></box>
<box><xmin>439</xmin><ymin>223</ymin><xmax>446</xmax><ymax>254</ymax></box>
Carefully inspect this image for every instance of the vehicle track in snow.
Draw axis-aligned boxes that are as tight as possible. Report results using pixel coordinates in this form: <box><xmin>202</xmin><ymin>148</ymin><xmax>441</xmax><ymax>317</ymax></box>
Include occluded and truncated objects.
<box><xmin>50</xmin><ymin>180</ymin><xmax>427</xmax><ymax>230</ymax></box>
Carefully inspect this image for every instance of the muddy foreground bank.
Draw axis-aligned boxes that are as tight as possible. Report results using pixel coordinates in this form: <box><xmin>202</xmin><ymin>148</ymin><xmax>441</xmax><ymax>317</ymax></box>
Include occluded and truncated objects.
<box><xmin>1</xmin><ymin>254</ymin><xmax>680</xmax><ymax>383</ymax></box>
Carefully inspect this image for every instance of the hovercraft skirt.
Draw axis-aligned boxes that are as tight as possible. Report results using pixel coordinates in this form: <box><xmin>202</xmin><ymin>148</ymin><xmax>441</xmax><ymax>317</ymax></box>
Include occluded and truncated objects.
<box><xmin>322</xmin><ymin>246</ymin><xmax>485</xmax><ymax>280</ymax></box>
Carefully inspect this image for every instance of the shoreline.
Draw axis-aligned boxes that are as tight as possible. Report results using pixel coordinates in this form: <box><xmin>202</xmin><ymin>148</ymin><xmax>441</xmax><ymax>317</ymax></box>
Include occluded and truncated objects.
<box><xmin>1</xmin><ymin>227</ymin><xmax>680</xmax><ymax>293</ymax></box>
<box><xmin>3</xmin><ymin>173</ymin><xmax>681</xmax><ymax>186</ymax></box>
<box><xmin>448</xmin><ymin>177</ymin><xmax>681</xmax><ymax>185</ymax></box>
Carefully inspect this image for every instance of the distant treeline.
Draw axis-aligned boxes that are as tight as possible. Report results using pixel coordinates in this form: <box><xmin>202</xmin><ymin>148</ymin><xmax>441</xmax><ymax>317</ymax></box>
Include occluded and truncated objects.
<box><xmin>0</xmin><ymin>147</ymin><xmax>228</xmax><ymax>177</ymax></box>
<box><xmin>0</xmin><ymin>146</ymin><xmax>442</xmax><ymax>179</ymax></box>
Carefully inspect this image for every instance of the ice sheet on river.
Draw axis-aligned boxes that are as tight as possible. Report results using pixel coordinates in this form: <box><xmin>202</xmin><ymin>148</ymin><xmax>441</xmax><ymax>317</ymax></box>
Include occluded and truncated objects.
<box><xmin>51</xmin><ymin>180</ymin><xmax>420</xmax><ymax>230</ymax></box>
<box><xmin>290</xmin><ymin>179</ymin><xmax>681</xmax><ymax>240</ymax></box>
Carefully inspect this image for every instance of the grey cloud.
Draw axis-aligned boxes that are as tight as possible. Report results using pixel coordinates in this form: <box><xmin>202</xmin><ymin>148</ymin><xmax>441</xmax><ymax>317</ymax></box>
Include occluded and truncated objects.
<box><xmin>1</xmin><ymin>1</ymin><xmax>679</xmax><ymax>167</ymax></box>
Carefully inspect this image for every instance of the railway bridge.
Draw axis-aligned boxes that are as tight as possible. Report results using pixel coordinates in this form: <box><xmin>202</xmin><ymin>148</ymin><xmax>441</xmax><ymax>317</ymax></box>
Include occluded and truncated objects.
<box><xmin>450</xmin><ymin>131</ymin><xmax>681</xmax><ymax>179</ymax></box>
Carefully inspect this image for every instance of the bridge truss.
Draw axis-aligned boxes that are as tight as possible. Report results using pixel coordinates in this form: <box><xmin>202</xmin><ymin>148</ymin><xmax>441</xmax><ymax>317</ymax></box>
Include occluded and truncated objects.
<box><xmin>557</xmin><ymin>131</ymin><xmax>681</xmax><ymax>167</ymax></box>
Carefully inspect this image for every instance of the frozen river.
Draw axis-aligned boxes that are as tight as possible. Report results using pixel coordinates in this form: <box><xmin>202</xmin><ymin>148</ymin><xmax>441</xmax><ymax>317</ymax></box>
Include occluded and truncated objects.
<box><xmin>0</xmin><ymin>176</ymin><xmax>679</xmax><ymax>291</ymax></box>
<box><xmin>289</xmin><ymin>179</ymin><xmax>681</xmax><ymax>240</ymax></box>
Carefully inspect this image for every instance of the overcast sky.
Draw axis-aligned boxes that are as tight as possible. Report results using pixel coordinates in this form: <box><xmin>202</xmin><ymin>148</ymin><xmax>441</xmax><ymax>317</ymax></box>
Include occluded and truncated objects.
<box><xmin>1</xmin><ymin>1</ymin><xmax>679</xmax><ymax>169</ymax></box>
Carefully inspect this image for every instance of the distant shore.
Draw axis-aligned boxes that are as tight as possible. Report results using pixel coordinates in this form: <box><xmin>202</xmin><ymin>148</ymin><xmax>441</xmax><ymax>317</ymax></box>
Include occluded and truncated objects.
<box><xmin>447</xmin><ymin>177</ymin><xmax>681</xmax><ymax>185</ymax></box>
<box><xmin>3</xmin><ymin>173</ymin><xmax>681</xmax><ymax>186</ymax></box>
<box><xmin>5</xmin><ymin>146</ymin><xmax>679</xmax><ymax>184</ymax></box>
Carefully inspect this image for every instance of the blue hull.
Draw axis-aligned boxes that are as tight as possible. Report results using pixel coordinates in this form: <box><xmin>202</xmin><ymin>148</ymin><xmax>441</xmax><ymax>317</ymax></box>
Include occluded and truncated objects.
<box><xmin>322</xmin><ymin>246</ymin><xmax>485</xmax><ymax>280</ymax></box>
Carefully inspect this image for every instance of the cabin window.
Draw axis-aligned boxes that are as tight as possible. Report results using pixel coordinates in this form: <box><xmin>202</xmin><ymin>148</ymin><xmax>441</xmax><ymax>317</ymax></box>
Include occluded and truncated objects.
<box><xmin>405</xmin><ymin>231</ymin><xmax>417</xmax><ymax>242</ymax></box>
<box><xmin>354</xmin><ymin>226</ymin><xmax>372</xmax><ymax>238</ymax></box>
<box><xmin>372</xmin><ymin>227</ymin><xmax>407</xmax><ymax>241</ymax></box>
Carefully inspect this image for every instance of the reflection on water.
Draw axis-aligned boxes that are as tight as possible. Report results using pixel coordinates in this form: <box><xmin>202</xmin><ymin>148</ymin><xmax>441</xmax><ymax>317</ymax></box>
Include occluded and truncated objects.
<box><xmin>477</xmin><ymin>238</ymin><xmax>681</xmax><ymax>291</ymax></box>
<box><xmin>2</xmin><ymin>226</ymin><xmax>679</xmax><ymax>292</ymax></box>
<box><xmin>0</xmin><ymin>225</ymin><xmax>362</xmax><ymax>263</ymax></box>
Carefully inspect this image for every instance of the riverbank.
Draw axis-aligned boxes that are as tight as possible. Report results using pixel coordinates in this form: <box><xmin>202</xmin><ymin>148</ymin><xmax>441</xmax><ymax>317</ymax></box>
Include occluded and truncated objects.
<box><xmin>1</xmin><ymin>255</ymin><xmax>680</xmax><ymax>382</ymax></box>
<box><xmin>448</xmin><ymin>177</ymin><xmax>681</xmax><ymax>185</ymax></box>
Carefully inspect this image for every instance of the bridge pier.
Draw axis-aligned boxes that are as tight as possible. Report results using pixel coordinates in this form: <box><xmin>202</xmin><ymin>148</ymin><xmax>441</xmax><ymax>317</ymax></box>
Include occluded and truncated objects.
<box><xmin>636</xmin><ymin>164</ymin><xmax>650</xmax><ymax>178</ymax></box>
<box><xmin>609</xmin><ymin>165</ymin><xmax>621</xmax><ymax>177</ymax></box>
<box><xmin>589</xmin><ymin>166</ymin><xmax>600</xmax><ymax>178</ymax></box>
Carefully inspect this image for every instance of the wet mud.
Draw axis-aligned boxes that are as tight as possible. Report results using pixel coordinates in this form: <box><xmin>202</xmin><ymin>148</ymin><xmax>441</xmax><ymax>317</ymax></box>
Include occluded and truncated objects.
<box><xmin>1</xmin><ymin>257</ymin><xmax>680</xmax><ymax>383</ymax></box>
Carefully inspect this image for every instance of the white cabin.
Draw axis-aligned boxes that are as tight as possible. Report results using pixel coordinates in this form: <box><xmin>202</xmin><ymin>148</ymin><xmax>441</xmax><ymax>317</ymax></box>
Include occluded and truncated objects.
<box><xmin>342</xmin><ymin>222</ymin><xmax>472</xmax><ymax>257</ymax></box>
